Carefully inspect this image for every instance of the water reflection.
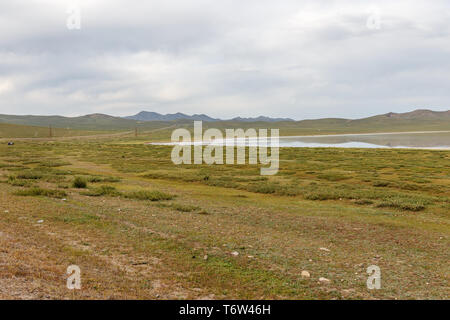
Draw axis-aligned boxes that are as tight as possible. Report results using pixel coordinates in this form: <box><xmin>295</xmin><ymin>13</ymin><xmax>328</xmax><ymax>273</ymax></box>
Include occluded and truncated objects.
<box><xmin>152</xmin><ymin>131</ymin><xmax>450</xmax><ymax>149</ymax></box>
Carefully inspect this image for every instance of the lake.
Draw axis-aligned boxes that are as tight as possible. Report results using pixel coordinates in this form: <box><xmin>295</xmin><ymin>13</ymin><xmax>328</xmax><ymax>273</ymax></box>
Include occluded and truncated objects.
<box><xmin>151</xmin><ymin>131</ymin><xmax>450</xmax><ymax>149</ymax></box>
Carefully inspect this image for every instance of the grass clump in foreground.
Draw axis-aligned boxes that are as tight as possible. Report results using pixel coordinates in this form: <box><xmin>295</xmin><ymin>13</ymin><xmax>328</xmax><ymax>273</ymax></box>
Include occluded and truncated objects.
<box><xmin>81</xmin><ymin>185</ymin><xmax>120</xmax><ymax>197</ymax></box>
<box><xmin>72</xmin><ymin>176</ymin><xmax>87</xmax><ymax>188</ymax></box>
<box><xmin>13</xmin><ymin>187</ymin><xmax>67</xmax><ymax>199</ymax></box>
<box><xmin>15</xmin><ymin>172</ymin><xmax>43</xmax><ymax>180</ymax></box>
<box><xmin>376</xmin><ymin>197</ymin><xmax>427</xmax><ymax>212</ymax></box>
<box><xmin>158</xmin><ymin>202</ymin><xmax>208</xmax><ymax>214</ymax></box>
<box><xmin>7</xmin><ymin>176</ymin><xmax>33</xmax><ymax>187</ymax></box>
<box><xmin>124</xmin><ymin>190</ymin><xmax>175</xmax><ymax>201</ymax></box>
<box><xmin>80</xmin><ymin>185</ymin><xmax>175</xmax><ymax>202</ymax></box>
<box><xmin>85</xmin><ymin>176</ymin><xmax>121</xmax><ymax>183</ymax></box>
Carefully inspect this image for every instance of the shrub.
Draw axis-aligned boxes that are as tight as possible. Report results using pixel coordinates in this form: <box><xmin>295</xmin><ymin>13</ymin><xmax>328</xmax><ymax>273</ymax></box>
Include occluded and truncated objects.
<box><xmin>81</xmin><ymin>185</ymin><xmax>120</xmax><ymax>197</ymax></box>
<box><xmin>16</xmin><ymin>172</ymin><xmax>42</xmax><ymax>180</ymax></box>
<box><xmin>86</xmin><ymin>176</ymin><xmax>121</xmax><ymax>183</ymax></box>
<box><xmin>14</xmin><ymin>187</ymin><xmax>67</xmax><ymax>199</ymax></box>
<box><xmin>8</xmin><ymin>178</ymin><xmax>32</xmax><ymax>187</ymax></box>
<box><xmin>373</xmin><ymin>181</ymin><xmax>390</xmax><ymax>187</ymax></box>
<box><xmin>124</xmin><ymin>190</ymin><xmax>175</xmax><ymax>201</ymax></box>
<box><xmin>72</xmin><ymin>177</ymin><xmax>87</xmax><ymax>188</ymax></box>
<box><xmin>170</xmin><ymin>203</ymin><xmax>201</xmax><ymax>212</ymax></box>
<box><xmin>355</xmin><ymin>199</ymin><xmax>373</xmax><ymax>205</ymax></box>
<box><xmin>317</xmin><ymin>172</ymin><xmax>349</xmax><ymax>181</ymax></box>
<box><xmin>376</xmin><ymin>198</ymin><xmax>426</xmax><ymax>212</ymax></box>
<box><xmin>246</xmin><ymin>183</ymin><xmax>277</xmax><ymax>194</ymax></box>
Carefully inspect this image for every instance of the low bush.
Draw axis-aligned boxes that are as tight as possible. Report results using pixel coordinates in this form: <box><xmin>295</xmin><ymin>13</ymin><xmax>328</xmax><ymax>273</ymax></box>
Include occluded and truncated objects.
<box><xmin>72</xmin><ymin>177</ymin><xmax>87</xmax><ymax>188</ymax></box>
<box><xmin>81</xmin><ymin>185</ymin><xmax>120</xmax><ymax>197</ymax></box>
<box><xmin>14</xmin><ymin>187</ymin><xmax>67</xmax><ymax>199</ymax></box>
<box><xmin>124</xmin><ymin>190</ymin><xmax>175</xmax><ymax>201</ymax></box>
<box><xmin>376</xmin><ymin>198</ymin><xmax>426</xmax><ymax>212</ymax></box>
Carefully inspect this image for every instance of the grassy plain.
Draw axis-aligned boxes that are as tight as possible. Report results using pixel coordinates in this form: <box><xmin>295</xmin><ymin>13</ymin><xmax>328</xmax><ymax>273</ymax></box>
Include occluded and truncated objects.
<box><xmin>0</xmin><ymin>133</ymin><xmax>448</xmax><ymax>299</ymax></box>
<box><xmin>0</xmin><ymin>122</ymin><xmax>110</xmax><ymax>139</ymax></box>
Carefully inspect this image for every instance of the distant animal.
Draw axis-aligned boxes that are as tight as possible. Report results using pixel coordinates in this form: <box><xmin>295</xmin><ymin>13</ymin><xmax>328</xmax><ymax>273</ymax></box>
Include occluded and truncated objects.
<box><xmin>7</xmin><ymin>142</ymin><xmax>14</xmax><ymax>146</ymax></box>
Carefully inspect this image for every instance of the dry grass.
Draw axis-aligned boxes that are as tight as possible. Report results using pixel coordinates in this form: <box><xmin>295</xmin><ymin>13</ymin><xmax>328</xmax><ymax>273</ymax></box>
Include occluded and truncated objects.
<box><xmin>0</xmin><ymin>138</ymin><xmax>448</xmax><ymax>300</ymax></box>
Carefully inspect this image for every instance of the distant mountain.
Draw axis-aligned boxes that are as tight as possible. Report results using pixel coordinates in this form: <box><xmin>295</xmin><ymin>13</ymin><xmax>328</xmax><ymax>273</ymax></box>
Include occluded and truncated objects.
<box><xmin>229</xmin><ymin>116</ymin><xmax>294</xmax><ymax>122</ymax></box>
<box><xmin>0</xmin><ymin>109</ymin><xmax>448</xmax><ymax>132</ymax></box>
<box><xmin>125</xmin><ymin>111</ymin><xmax>294</xmax><ymax>122</ymax></box>
<box><xmin>382</xmin><ymin>109</ymin><xmax>450</xmax><ymax>120</ymax></box>
<box><xmin>125</xmin><ymin>111</ymin><xmax>219</xmax><ymax>122</ymax></box>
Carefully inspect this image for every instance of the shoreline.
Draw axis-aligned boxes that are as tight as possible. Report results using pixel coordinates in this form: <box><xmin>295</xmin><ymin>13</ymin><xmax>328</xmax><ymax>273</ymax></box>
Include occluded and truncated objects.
<box><xmin>147</xmin><ymin>130</ymin><xmax>450</xmax><ymax>150</ymax></box>
<box><xmin>278</xmin><ymin>130</ymin><xmax>450</xmax><ymax>139</ymax></box>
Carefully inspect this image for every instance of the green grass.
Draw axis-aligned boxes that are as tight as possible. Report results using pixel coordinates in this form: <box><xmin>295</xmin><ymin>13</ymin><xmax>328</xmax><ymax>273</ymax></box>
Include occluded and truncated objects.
<box><xmin>81</xmin><ymin>185</ymin><xmax>120</xmax><ymax>197</ymax></box>
<box><xmin>375</xmin><ymin>197</ymin><xmax>427</xmax><ymax>211</ymax></box>
<box><xmin>13</xmin><ymin>187</ymin><xmax>67</xmax><ymax>199</ymax></box>
<box><xmin>0</xmin><ymin>122</ymin><xmax>100</xmax><ymax>138</ymax></box>
<box><xmin>0</xmin><ymin>135</ymin><xmax>448</xmax><ymax>299</ymax></box>
<box><xmin>124</xmin><ymin>190</ymin><xmax>175</xmax><ymax>201</ymax></box>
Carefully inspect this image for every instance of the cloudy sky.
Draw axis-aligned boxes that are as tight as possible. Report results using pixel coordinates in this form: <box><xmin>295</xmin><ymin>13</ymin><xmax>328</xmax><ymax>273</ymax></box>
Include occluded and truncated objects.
<box><xmin>0</xmin><ymin>0</ymin><xmax>449</xmax><ymax>120</ymax></box>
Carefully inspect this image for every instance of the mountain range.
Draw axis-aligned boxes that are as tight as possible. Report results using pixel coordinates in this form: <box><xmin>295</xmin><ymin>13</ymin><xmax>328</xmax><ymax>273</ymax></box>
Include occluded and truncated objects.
<box><xmin>124</xmin><ymin>111</ymin><xmax>294</xmax><ymax>122</ymax></box>
<box><xmin>0</xmin><ymin>109</ymin><xmax>448</xmax><ymax>133</ymax></box>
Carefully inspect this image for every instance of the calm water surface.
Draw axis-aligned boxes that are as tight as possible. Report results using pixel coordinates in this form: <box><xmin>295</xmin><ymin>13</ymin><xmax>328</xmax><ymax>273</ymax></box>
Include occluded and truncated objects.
<box><xmin>152</xmin><ymin>131</ymin><xmax>450</xmax><ymax>149</ymax></box>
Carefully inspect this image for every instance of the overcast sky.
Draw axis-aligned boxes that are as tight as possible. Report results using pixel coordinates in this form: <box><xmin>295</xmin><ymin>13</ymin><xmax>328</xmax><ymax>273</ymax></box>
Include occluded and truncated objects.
<box><xmin>0</xmin><ymin>0</ymin><xmax>449</xmax><ymax>119</ymax></box>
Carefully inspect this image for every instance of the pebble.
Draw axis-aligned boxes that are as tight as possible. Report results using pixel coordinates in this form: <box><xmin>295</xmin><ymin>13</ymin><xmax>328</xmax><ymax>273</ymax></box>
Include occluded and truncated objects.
<box><xmin>319</xmin><ymin>277</ymin><xmax>331</xmax><ymax>284</ymax></box>
<box><xmin>301</xmin><ymin>271</ymin><xmax>310</xmax><ymax>278</ymax></box>
<box><xmin>231</xmin><ymin>251</ymin><xmax>239</xmax><ymax>256</ymax></box>
<box><xmin>319</xmin><ymin>247</ymin><xmax>331</xmax><ymax>252</ymax></box>
<box><xmin>37</xmin><ymin>220</ymin><xmax>44</xmax><ymax>223</ymax></box>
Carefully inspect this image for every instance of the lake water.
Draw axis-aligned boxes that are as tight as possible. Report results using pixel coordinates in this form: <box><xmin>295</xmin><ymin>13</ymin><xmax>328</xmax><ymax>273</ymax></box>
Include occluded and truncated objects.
<box><xmin>152</xmin><ymin>131</ymin><xmax>450</xmax><ymax>149</ymax></box>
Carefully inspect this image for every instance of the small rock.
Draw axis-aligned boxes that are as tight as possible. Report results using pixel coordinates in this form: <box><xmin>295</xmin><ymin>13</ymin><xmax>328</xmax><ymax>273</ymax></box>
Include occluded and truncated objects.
<box><xmin>231</xmin><ymin>251</ymin><xmax>239</xmax><ymax>256</ymax></box>
<box><xmin>118</xmin><ymin>208</ymin><xmax>121</xmax><ymax>212</ymax></box>
<box><xmin>203</xmin><ymin>255</ymin><xmax>208</xmax><ymax>260</ymax></box>
<box><xmin>301</xmin><ymin>271</ymin><xmax>310</xmax><ymax>278</ymax></box>
<box><xmin>4</xmin><ymin>210</ymin><xmax>9</xmax><ymax>213</ymax></box>
<box><xmin>319</xmin><ymin>277</ymin><xmax>331</xmax><ymax>284</ymax></box>
<box><xmin>62</xmin><ymin>198</ymin><xmax>67</xmax><ymax>201</ymax></box>
<box><xmin>319</xmin><ymin>247</ymin><xmax>330</xmax><ymax>252</ymax></box>
<box><xmin>247</xmin><ymin>255</ymin><xmax>254</xmax><ymax>259</ymax></box>
<box><xmin>37</xmin><ymin>220</ymin><xmax>44</xmax><ymax>223</ymax></box>
<box><xmin>342</xmin><ymin>289</ymin><xmax>355</xmax><ymax>295</ymax></box>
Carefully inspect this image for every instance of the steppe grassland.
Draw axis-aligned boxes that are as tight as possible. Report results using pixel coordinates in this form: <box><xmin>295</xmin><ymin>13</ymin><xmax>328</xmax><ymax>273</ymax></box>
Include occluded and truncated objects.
<box><xmin>0</xmin><ymin>136</ymin><xmax>448</xmax><ymax>299</ymax></box>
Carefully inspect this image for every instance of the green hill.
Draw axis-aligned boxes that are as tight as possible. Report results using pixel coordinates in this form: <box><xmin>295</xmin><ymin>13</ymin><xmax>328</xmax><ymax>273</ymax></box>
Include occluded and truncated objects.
<box><xmin>0</xmin><ymin>109</ymin><xmax>448</xmax><ymax>138</ymax></box>
<box><xmin>0</xmin><ymin>122</ymin><xmax>103</xmax><ymax>139</ymax></box>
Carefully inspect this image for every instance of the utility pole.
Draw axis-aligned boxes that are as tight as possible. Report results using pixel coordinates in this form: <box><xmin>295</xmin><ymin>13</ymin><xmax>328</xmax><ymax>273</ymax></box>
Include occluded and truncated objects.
<box><xmin>135</xmin><ymin>126</ymin><xmax>138</xmax><ymax>137</ymax></box>
<box><xmin>49</xmin><ymin>125</ymin><xmax>53</xmax><ymax>138</ymax></box>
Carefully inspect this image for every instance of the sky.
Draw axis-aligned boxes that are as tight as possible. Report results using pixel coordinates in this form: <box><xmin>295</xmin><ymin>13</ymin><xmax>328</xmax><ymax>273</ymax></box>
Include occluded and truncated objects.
<box><xmin>0</xmin><ymin>0</ymin><xmax>449</xmax><ymax>120</ymax></box>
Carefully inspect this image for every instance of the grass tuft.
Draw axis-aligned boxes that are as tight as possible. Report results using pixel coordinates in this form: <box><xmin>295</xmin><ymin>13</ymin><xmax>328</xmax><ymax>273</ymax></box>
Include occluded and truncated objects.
<box><xmin>124</xmin><ymin>190</ymin><xmax>175</xmax><ymax>201</ymax></box>
<box><xmin>72</xmin><ymin>176</ymin><xmax>87</xmax><ymax>188</ymax></box>
<box><xmin>13</xmin><ymin>187</ymin><xmax>67</xmax><ymax>199</ymax></box>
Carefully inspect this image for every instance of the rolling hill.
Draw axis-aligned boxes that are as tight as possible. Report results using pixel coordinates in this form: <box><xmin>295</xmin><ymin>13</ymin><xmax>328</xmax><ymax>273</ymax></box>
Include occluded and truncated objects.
<box><xmin>0</xmin><ymin>122</ymin><xmax>101</xmax><ymax>139</ymax></box>
<box><xmin>0</xmin><ymin>109</ymin><xmax>448</xmax><ymax>138</ymax></box>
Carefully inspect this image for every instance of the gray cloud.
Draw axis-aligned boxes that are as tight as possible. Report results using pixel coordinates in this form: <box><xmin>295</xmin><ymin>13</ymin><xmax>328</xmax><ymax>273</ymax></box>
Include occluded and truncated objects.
<box><xmin>0</xmin><ymin>0</ymin><xmax>449</xmax><ymax>119</ymax></box>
